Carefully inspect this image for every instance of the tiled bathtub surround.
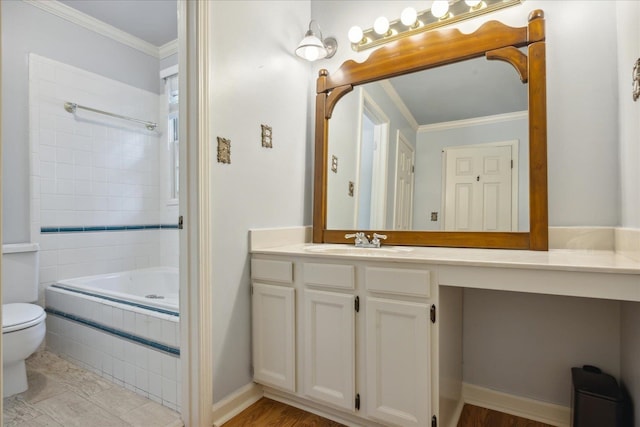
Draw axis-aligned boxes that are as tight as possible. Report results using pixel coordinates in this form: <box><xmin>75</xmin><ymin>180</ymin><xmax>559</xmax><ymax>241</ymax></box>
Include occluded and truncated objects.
<box><xmin>29</xmin><ymin>54</ymin><xmax>179</xmax><ymax>299</ymax></box>
<box><xmin>45</xmin><ymin>286</ymin><xmax>181</xmax><ymax>411</ymax></box>
<box><xmin>38</xmin><ymin>230</ymin><xmax>169</xmax><ymax>305</ymax></box>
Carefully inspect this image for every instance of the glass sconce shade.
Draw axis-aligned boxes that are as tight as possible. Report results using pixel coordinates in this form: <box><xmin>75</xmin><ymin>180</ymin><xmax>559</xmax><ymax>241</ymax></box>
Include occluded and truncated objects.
<box><xmin>295</xmin><ymin>21</ymin><xmax>337</xmax><ymax>61</ymax></box>
<box><xmin>295</xmin><ymin>33</ymin><xmax>328</xmax><ymax>61</ymax></box>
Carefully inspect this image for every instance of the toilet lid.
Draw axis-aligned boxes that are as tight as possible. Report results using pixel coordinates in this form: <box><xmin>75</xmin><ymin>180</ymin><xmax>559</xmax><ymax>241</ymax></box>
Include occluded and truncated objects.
<box><xmin>2</xmin><ymin>303</ymin><xmax>46</xmax><ymax>333</ymax></box>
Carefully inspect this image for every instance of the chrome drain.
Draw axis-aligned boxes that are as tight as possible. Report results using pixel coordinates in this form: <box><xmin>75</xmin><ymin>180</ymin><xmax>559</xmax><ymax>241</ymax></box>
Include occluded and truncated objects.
<box><xmin>145</xmin><ymin>294</ymin><xmax>165</xmax><ymax>299</ymax></box>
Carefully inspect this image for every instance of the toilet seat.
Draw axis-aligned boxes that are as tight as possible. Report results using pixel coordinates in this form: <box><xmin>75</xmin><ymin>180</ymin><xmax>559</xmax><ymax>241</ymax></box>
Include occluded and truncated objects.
<box><xmin>2</xmin><ymin>303</ymin><xmax>46</xmax><ymax>334</ymax></box>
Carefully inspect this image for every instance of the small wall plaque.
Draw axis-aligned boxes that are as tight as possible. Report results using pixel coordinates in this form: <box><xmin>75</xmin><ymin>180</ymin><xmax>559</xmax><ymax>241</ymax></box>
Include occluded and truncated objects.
<box><xmin>261</xmin><ymin>124</ymin><xmax>272</xmax><ymax>148</ymax></box>
<box><xmin>217</xmin><ymin>137</ymin><xmax>231</xmax><ymax>164</ymax></box>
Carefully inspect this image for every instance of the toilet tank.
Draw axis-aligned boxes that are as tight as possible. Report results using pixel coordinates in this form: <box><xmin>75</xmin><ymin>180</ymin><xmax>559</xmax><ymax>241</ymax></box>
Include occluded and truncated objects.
<box><xmin>2</xmin><ymin>243</ymin><xmax>40</xmax><ymax>303</ymax></box>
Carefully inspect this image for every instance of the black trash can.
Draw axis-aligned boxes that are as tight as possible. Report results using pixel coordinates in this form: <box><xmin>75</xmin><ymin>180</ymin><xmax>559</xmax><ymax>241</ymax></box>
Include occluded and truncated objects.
<box><xmin>571</xmin><ymin>365</ymin><xmax>628</xmax><ymax>427</ymax></box>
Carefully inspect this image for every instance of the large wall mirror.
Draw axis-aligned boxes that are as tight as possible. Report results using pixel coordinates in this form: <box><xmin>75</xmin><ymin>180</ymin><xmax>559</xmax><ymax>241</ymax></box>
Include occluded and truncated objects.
<box><xmin>313</xmin><ymin>10</ymin><xmax>548</xmax><ymax>250</ymax></box>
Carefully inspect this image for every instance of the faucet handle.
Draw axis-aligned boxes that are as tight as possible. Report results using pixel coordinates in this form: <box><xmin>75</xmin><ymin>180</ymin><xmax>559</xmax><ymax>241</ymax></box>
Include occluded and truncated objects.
<box><xmin>345</xmin><ymin>232</ymin><xmax>367</xmax><ymax>246</ymax></box>
<box><xmin>371</xmin><ymin>233</ymin><xmax>387</xmax><ymax>247</ymax></box>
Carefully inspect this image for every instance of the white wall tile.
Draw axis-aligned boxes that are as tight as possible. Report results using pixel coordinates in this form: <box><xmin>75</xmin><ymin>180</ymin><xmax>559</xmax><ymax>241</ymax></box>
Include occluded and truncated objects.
<box><xmin>161</xmin><ymin>378</ymin><xmax>177</xmax><ymax>406</ymax></box>
<box><xmin>148</xmin><ymin>372</ymin><xmax>162</xmax><ymax>400</ymax></box>
<box><xmin>135</xmin><ymin>366</ymin><xmax>149</xmax><ymax>392</ymax></box>
<box><xmin>124</xmin><ymin>362</ymin><xmax>136</xmax><ymax>387</ymax></box>
<box><xmin>135</xmin><ymin>344</ymin><xmax>148</xmax><ymax>368</ymax></box>
<box><xmin>161</xmin><ymin>320</ymin><xmax>176</xmax><ymax>347</ymax></box>
<box><xmin>31</xmin><ymin>56</ymin><xmax>172</xmax><ymax>301</ymax></box>
<box><xmin>112</xmin><ymin>336</ymin><xmax>124</xmax><ymax>361</ymax></box>
<box><xmin>113</xmin><ymin>358</ymin><xmax>124</xmax><ymax>381</ymax></box>
<box><xmin>135</xmin><ymin>313</ymin><xmax>149</xmax><ymax>337</ymax></box>
<box><xmin>148</xmin><ymin>349</ymin><xmax>162</xmax><ymax>375</ymax></box>
<box><xmin>161</xmin><ymin>353</ymin><xmax>177</xmax><ymax>381</ymax></box>
<box><xmin>123</xmin><ymin>311</ymin><xmax>136</xmax><ymax>333</ymax></box>
<box><xmin>148</xmin><ymin>318</ymin><xmax>162</xmax><ymax>343</ymax></box>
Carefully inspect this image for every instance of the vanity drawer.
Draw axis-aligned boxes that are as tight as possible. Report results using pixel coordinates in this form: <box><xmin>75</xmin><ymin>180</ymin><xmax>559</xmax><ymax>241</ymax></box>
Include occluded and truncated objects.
<box><xmin>365</xmin><ymin>267</ymin><xmax>431</xmax><ymax>298</ymax></box>
<box><xmin>303</xmin><ymin>263</ymin><xmax>355</xmax><ymax>290</ymax></box>
<box><xmin>251</xmin><ymin>259</ymin><xmax>293</xmax><ymax>284</ymax></box>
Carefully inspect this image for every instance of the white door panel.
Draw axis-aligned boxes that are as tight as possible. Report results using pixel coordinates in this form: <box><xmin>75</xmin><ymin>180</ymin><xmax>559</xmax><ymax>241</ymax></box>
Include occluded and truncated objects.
<box><xmin>252</xmin><ymin>283</ymin><xmax>295</xmax><ymax>392</ymax></box>
<box><xmin>303</xmin><ymin>289</ymin><xmax>355</xmax><ymax>411</ymax></box>
<box><xmin>444</xmin><ymin>143</ymin><xmax>514</xmax><ymax>231</ymax></box>
<box><xmin>365</xmin><ymin>297</ymin><xmax>431</xmax><ymax>427</ymax></box>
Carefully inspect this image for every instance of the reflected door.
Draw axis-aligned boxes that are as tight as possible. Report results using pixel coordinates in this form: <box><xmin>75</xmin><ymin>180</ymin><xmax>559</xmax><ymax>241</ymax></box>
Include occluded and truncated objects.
<box><xmin>443</xmin><ymin>143</ymin><xmax>513</xmax><ymax>231</ymax></box>
<box><xmin>394</xmin><ymin>132</ymin><xmax>415</xmax><ymax>230</ymax></box>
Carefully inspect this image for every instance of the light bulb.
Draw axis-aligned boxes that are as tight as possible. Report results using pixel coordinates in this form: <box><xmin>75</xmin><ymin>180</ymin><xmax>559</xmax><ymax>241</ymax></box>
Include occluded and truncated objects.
<box><xmin>373</xmin><ymin>16</ymin><xmax>390</xmax><ymax>35</ymax></box>
<box><xmin>431</xmin><ymin>1</ymin><xmax>450</xmax><ymax>19</ymax></box>
<box><xmin>400</xmin><ymin>7</ymin><xmax>418</xmax><ymax>27</ymax></box>
<box><xmin>348</xmin><ymin>26</ymin><xmax>364</xmax><ymax>44</ymax></box>
<box><xmin>465</xmin><ymin>0</ymin><xmax>482</xmax><ymax>6</ymax></box>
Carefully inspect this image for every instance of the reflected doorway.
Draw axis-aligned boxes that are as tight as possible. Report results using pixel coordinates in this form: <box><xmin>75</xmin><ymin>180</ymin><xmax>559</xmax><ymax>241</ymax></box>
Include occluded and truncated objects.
<box><xmin>355</xmin><ymin>92</ymin><xmax>389</xmax><ymax>230</ymax></box>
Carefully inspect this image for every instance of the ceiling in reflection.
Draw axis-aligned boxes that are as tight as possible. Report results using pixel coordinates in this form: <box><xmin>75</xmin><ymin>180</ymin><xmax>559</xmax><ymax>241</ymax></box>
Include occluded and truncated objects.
<box><xmin>388</xmin><ymin>54</ymin><xmax>528</xmax><ymax>125</ymax></box>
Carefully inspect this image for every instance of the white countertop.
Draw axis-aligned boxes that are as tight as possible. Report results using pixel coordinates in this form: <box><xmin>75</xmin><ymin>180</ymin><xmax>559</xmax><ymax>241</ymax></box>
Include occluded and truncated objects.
<box><xmin>251</xmin><ymin>243</ymin><xmax>640</xmax><ymax>275</ymax></box>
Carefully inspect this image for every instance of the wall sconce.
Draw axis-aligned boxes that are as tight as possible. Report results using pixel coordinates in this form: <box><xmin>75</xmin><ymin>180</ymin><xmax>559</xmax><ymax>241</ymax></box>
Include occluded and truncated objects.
<box><xmin>348</xmin><ymin>0</ymin><xmax>522</xmax><ymax>52</ymax></box>
<box><xmin>295</xmin><ymin>20</ymin><xmax>337</xmax><ymax>61</ymax></box>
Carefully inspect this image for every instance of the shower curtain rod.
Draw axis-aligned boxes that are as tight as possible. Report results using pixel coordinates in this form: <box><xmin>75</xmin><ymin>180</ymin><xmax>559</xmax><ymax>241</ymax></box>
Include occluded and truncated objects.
<box><xmin>63</xmin><ymin>102</ymin><xmax>158</xmax><ymax>131</ymax></box>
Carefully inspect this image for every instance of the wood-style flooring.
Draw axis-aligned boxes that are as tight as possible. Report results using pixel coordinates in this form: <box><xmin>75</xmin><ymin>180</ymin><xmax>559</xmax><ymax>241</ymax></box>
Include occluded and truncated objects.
<box><xmin>223</xmin><ymin>398</ymin><xmax>555</xmax><ymax>426</ymax></box>
<box><xmin>457</xmin><ymin>404</ymin><xmax>555</xmax><ymax>427</ymax></box>
<box><xmin>222</xmin><ymin>398</ymin><xmax>344</xmax><ymax>426</ymax></box>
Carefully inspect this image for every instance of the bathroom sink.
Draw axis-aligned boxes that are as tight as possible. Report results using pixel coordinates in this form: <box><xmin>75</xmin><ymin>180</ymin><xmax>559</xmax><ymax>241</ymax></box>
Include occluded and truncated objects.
<box><xmin>303</xmin><ymin>245</ymin><xmax>412</xmax><ymax>256</ymax></box>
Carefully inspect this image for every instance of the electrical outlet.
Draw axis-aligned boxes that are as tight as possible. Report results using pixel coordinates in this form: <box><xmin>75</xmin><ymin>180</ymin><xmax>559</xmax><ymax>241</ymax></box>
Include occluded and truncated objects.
<box><xmin>431</xmin><ymin>212</ymin><xmax>438</xmax><ymax>221</ymax></box>
<box><xmin>348</xmin><ymin>181</ymin><xmax>354</xmax><ymax>197</ymax></box>
<box><xmin>331</xmin><ymin>155</ymin><xmax>338</xmax><ymax>173</ymax></box>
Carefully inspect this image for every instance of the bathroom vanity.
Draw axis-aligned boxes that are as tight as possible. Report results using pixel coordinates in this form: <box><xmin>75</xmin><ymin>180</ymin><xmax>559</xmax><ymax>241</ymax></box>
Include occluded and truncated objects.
<box><xmin>250</xmin><ymin>237</ymin><xmax>640</xmax><ymax>427</ymax></box>
<box><xmin>247</xmin><ymin>7</ymin><xmax>640</xmax><ymax>427</ymax></box>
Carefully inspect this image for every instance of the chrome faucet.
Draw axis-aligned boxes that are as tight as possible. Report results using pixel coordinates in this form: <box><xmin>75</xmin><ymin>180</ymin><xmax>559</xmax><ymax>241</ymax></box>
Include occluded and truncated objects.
<box><xmin>345</xmin><ymin>232</ymin><xmax>388</xmax><ymax>248</ymax></box>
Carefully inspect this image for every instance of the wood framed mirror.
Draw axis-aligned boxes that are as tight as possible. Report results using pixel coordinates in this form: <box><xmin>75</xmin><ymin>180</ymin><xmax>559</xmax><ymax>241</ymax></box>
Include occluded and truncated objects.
<box><xmin>313</xmin><ymin>9</ymin><xmax>547</xmax><ymax>250</ymax></box>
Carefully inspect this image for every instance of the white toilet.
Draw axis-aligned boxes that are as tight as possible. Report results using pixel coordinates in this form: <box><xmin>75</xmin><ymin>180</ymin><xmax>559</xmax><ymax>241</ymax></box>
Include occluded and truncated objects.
<box><xmin>2</xmin><ymin>243</ymin><xmax>46</xmax><ymax>398</ymax></box>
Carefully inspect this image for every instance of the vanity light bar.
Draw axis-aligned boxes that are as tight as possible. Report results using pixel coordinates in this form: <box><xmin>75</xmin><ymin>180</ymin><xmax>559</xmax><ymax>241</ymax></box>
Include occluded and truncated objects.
<box><xmin>350</xmin><ymin>0</ymin><xmax>522</xmax><ymax>52</ymax></box>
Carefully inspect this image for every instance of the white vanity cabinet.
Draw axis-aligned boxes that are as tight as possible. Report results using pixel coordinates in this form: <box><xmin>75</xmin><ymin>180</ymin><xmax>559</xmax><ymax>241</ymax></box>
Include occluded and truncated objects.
<box><xmin>251</xmin><ymin>254</ymin><xmax>437</xmax><ymax>427</ymax></box>
<box><xmin>364</xmin><ymin>266</ymin><xmax>433</xmax><ymax>427</ymax></box>
<box><xmin>302</xmin><ymin>262</ymin><xmax>356</xmax><ymax>410</ymax></box>
<box><xmin>251</xmin><ymin>259</ymin><xmax>296</xmax><ymax>392</ymax></box>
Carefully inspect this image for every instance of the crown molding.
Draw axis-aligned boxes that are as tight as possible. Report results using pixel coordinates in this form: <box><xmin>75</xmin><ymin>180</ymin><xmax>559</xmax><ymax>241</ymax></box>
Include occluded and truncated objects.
<box><xmin>379</xmin><ymin>80</ymin><xmax>420</xmax><ymax>131</ymax></box>
<box><xmin>160</xmin><ymin>39</ymin><xmax>179</xmax><ymax>59</ymax></box>
<box><xmin>24</xmin><ymin>0</ymin><xmax>164</xmax><ymax>59</ymax></box>
<box><xmin>418</xmin><ymin>110</ymin><xmax>528</xmax><ymax>133</ymax></box>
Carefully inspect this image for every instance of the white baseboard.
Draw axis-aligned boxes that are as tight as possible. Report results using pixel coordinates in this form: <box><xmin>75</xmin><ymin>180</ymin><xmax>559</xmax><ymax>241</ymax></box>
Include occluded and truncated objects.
<box><xmin>211</xmin><ymin>382</ymin><xmax>264</xmax><ymax>427</ymax></box>
<box><xmin>462</xmin><ymin>383</ymin><xmax>570</xmax><ymax>427</ymax></box>
<box><xmin>447</xmin><ymin>398</ymin><xmax>465</xmax><ymax>427</ymax></box>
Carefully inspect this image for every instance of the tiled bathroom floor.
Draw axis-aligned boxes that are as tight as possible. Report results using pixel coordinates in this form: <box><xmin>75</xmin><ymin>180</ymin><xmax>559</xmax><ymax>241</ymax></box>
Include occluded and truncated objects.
<box><xmin>3</xmin><ymin>351</ymin><xmax>182</xmax><ymax>427</ymax></box>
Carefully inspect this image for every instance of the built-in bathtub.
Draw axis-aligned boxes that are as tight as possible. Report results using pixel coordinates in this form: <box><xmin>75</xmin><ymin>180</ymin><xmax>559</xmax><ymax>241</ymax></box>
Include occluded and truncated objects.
<box><xmin>45</xmin><ymin>267</ymin><xmax>181</xmax><ymax>411</ymax></box>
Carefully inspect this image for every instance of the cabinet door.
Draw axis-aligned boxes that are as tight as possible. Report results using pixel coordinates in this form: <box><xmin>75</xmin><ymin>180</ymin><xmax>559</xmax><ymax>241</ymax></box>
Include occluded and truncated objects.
<box><xmin>365</xmin><ymin>297</ymin><xmax>430</xmax><ymax>427</ymax></box>
<box><xmin>252</xmin><ymin>282</ymin><xmax>295</xmax><ymax>392</ymax></box>
<box><xmin>303</xmin><ymin>289</ymin><xmax>355</xmax><ymax>411</ymax></box>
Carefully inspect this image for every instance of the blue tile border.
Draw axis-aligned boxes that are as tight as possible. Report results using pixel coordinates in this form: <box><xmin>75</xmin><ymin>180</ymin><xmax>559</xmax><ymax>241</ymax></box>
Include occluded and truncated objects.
<box><xmin>41</xmin><ymin>224</ymin><xmax>179</xmax><ymax>233</ymax></box>
<box><xmin>50</xmin><ymin>284</ymin><xmax>179</xmax><ymax>317</ymax></box>
<box><xmin>45</xmin><ymin>307</ymin><xmax>180</xmax><ymax>356</ymax></box>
